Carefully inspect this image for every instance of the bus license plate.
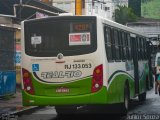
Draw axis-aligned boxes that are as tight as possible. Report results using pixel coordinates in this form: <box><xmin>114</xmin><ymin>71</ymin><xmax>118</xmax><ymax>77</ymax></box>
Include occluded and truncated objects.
<box><xmin>56</xmin><ymin>87</ymin><xmax>70</xmax><ymax>93</ymax></box>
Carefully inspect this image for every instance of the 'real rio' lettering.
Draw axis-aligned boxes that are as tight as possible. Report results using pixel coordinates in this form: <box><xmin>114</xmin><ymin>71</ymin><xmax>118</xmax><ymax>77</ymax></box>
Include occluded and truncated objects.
<box><xmin>41</xmin><ymin>70</ymin><xmax>82</xmax><ymax>79</ymax></box>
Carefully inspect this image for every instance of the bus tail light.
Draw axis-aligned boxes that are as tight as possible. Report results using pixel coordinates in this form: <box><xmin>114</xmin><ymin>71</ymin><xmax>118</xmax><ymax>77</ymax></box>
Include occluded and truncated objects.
<box><xmin>22</xmin><ymin>68</ymin><xmax>34</xmax><ymax>95</ymax></box>
<box><xmin>91</xmin><ymin>64</ymin><xmax>103</xmax><ymax>93</ymax></box>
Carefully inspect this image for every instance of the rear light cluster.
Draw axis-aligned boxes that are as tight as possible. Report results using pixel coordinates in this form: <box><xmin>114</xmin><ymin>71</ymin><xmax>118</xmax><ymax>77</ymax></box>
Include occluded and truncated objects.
<box><xmin>22</xmin><ymin>68</ymin><xmax>34</xmax><ymax>95</ymax></box>
<box><xmin>91</xmin><ymin>64</ymin><xmax>103</xmax><ymax>93</ymax></box>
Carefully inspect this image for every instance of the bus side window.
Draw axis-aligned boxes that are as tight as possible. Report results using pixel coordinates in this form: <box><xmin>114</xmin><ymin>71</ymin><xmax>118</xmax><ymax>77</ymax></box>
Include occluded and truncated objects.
<box><xmin>118</xmin><ymin>30</ymin><xmax>122</xmax><ymax>60</ymax></box>
<box><xmin>124</xmin><ymin>32</ymin><xmax>127</xmax><ymax>61</ymax></box>
<box><xmin>127</xmin><ymin>33</ymin><xmax>132</xmax><ymax>60</ymax></box>
<box><xmin>118</xmin><ymin>31</ymin><xmax>123</xmax><ymax>61</ymax></box>
<box><xmin>137</xmin><ymin>37</ymin><xmax>141</xmax><ymax>60</ymax></box>
<box><xmin>139</xmin><ymin>37</ymin><xmax>141</xmax><ymax>60</ymax></box>
<box><xmin>141</xmin><ymin>38</ymin><xmax>144</xmax><ymax>60</ymax></box>
<box><xmin>111</xmin><ymin>28</ymin><xmax>115</xmax><ymax>60</ymax></box>
<box><xmin>121</xmin><ymin>31</ymin><xmax>126</xmax><ymax>61</ymax></box>
<box><xmin>104</xmin><ymin>26</ymin><xmax>113</xmax><ymax>62</ymax></box>
<box><xmin>143</xmin><ymin>38</ymin><xmax>147</xmax><ymax>60</ymax></box>
<box><xmin>139</xmin><ymin>37</ymin><xmax>143</xmax><ymax>60</ymax></box>
<box><xmin>114</xmin><ymin>29</ymin><xmax>120</xmax><ymax>61</ymax></box>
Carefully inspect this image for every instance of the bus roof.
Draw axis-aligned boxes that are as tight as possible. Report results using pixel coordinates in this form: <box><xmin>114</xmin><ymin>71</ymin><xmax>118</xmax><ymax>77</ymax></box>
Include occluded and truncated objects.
<box><xmin>98</xmin><ymin>16</ymin><xmax>148</xmax><ymax>38</ymax></box>
<box><xmin>22</xmin><ymin>15</ymin><xmax>148</xmax><ymax>38</ymax></box>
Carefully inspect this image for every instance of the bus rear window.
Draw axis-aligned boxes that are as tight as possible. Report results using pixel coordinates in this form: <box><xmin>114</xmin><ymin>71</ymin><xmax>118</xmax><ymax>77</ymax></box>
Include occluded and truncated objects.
<box><xmin>24</xmin><ymin>17</ymin><xmax>97</xmax><ymax>57</ymax></box>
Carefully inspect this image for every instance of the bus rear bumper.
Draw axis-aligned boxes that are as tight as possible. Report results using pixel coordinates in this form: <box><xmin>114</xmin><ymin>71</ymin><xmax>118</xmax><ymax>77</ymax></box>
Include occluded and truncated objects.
<box><xmin>22</xmin><ymin>87</ymin><xmax>107</xmax><ymax>106</ymax></box>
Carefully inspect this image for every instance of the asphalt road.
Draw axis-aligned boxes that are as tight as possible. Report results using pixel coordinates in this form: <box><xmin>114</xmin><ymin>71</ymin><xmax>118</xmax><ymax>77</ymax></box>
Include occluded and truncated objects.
<box><xmin>16</xmin><ymin>88</ymin><xmax>160</xmax><ymax>120</ymax></box>
<box><xmin>125</xmin><ymin>87</ymin><xmax>160</xmax><ymax>120</ymax></box>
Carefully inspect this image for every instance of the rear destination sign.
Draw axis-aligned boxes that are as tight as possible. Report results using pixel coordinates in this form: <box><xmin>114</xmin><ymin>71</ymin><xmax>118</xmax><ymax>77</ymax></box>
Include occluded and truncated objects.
<box><xmin>69</xmin><ymin>32</ymin><xmax>90</xmax><ymax>46</ymax></box>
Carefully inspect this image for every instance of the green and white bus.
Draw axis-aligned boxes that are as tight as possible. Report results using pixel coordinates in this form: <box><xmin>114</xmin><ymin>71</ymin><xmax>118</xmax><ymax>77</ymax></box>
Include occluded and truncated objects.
<box><xmin>21</xmin><ymin>15</ymin><xmax>152</xmax><ymax>114</ymax></box>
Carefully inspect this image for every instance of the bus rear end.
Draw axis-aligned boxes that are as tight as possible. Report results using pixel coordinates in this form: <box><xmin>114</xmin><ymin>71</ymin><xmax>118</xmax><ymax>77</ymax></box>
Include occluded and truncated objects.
<box><xmin>21</xmin><ymin>16</ymin><xmax>106</xmax><ymax>107</ymax></box>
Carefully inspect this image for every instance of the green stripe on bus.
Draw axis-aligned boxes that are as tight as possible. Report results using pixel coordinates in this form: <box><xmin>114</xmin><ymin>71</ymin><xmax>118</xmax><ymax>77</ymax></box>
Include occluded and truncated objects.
<box><xmin>31</xmin><ymin>74</ymin><xmax>93</xmax><ymax>96</ymax></box>
<box><xmin>22</xmin><ymin>87</ymin><xmax>108</xmax><ymax>106</ymax></box>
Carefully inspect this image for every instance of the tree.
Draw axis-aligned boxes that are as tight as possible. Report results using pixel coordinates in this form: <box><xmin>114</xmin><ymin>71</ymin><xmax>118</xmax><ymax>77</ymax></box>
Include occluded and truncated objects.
<box><xmin>114</xmin><ymin>5</ymin><xmax>138</xmax><ymax>25</ymax></box>
<box><xmin>128</xmin><ymin>0</ymin><xmax>141</xmax><ymax>17</ymax></box>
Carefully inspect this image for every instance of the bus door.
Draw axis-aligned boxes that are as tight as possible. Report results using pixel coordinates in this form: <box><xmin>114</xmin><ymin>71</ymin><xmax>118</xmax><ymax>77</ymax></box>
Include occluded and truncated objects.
<box><xmin>130</xmin><ymin>34</ymin><xmax>139</xmax><ymax>95</ymax></box>
<box><xmin>146</xmin><ymin>40</ymin><xmax>153</xmax><ymax>88</ymax></box>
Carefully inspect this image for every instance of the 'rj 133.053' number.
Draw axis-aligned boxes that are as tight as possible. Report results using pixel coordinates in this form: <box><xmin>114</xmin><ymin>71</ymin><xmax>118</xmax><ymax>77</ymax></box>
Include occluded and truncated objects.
<box><xmin>64</xmin><ymin>63</ymin><xmax>92</xmax><ymax>69</ymax></box>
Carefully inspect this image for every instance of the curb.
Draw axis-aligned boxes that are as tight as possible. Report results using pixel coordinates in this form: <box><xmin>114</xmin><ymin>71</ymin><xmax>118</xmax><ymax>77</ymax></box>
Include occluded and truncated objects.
<box><xmin>12</xmin><ymin>106</ymin><xmax>43</xmax><ymax>115</ymax></box>
<box><xmin>0</xmin><ymin>106</ymin><xmax>43</xmax><ymax>119</ymax></box>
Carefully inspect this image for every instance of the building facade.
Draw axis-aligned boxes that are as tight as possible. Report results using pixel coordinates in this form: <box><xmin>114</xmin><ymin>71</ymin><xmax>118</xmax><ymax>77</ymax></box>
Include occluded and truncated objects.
<box><xmin>127</xmin><ymin>20</ymin><xmax>160</xmax><ymax>54</ymax></box>
<box><xmin>0</xmin><ymin>0</ymin><xmax>66</xmax><ymax>84</ymax></box>
<box><xmin>52</xmin><ymin>0</ymin><xmax>128</xmax><ymax>20</ymax></box>
<box><xmin>52</xmin><ymin>0</ymin><xmax>75</xmax><ymax>15</ymax></box>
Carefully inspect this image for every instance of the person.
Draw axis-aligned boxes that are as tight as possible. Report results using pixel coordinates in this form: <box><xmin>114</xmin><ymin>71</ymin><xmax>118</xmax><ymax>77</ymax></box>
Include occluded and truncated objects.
<box><xmin>155</xmin><ymin>74</ymin><xmax>160</xmax><ymax>95</ymax></box>
<box><xmin>154</xmin><ymin>53</ymin><xmax>160</xmax><ymax>95</ymax></box>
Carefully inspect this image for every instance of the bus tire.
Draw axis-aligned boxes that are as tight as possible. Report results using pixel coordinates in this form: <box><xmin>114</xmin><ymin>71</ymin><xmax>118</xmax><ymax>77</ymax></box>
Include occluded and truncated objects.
<box><xmin>120</xmin><ymin>82</ymin><xmax>130</xmax><ymax>115</ymax></box>
<box><xmin>146</xmin><ymin>76</ymin><xmax>149</xmax><ymax>90</ymax></box>
<box><xmin>138</xmin><ymin>92</ymin><xmax>146</xmax><ymax>102</ymax></box>
<box><xmin>55</xmin><ymin>106</ymin><xmax>75</xmax><ymax>116</ymax></box>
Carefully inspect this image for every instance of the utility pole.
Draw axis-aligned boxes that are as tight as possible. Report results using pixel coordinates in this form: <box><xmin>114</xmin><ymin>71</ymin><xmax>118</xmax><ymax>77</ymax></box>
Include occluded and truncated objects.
<box><xmin>40</xmin><ymin>0</ymin><xmax>52</xmax><ymax>5</ymax></box>
<box><xmin>75</xmin><ymin>0</ymin><xmax>82</xmax><ymax>15</ymax></box>
<box><xmin>75</xmin><ymin>0</ymin><xmax>85</xmax><ymax>15</ymax></box>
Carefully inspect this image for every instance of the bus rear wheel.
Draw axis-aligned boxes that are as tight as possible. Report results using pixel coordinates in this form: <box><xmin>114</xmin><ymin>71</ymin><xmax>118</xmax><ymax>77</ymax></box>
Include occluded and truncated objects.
<box><xmin>124</xmin><ymin>84</ymin><xmax>129</xmax><ymax>112</ymax></box>
<box><xmin>138</xmin><ymin>92</ymin><xmax>146</xmax><ymax>102</ymax></box>
<box><xmin>55</xmin><ymin>106</ymin><xmax>76</xmax><ymax>116</ymax></box>
<box><xmin>120</xmin><ymin>83</ymin><xmax>130</xmax><ymax>115</ymax></box>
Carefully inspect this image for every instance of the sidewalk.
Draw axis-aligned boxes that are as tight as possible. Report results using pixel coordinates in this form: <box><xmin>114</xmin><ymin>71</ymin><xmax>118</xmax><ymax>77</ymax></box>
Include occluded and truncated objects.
<box><xmin>0</xmin><ymin>85</ymin><xmax>32</xmax><ymax>116</ymax></box>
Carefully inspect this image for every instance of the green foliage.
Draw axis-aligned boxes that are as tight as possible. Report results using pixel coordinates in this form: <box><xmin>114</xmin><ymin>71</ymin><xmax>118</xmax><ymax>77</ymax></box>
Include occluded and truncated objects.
<box><xmin>141</xmin><ymin>0</ymin><xmax>160</xmax><ymax>19</ymax></box>
<box><xmin>128</xmin><ymin>0</ymin><xmax>141</xmax><ymax>17</ymax></box>
<box><xmin>114</xmin><ymin>5</ymin><xmax>138</xmax><ymax>25</ymax></box>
